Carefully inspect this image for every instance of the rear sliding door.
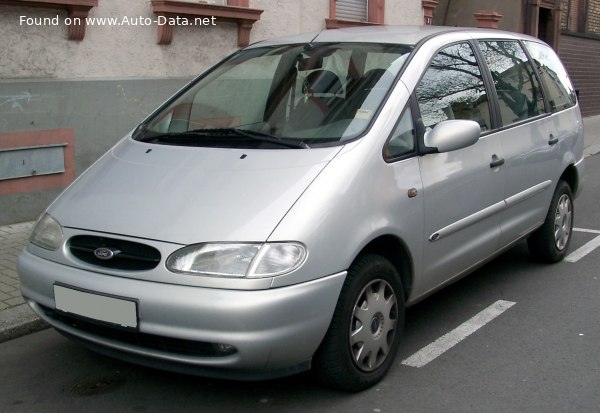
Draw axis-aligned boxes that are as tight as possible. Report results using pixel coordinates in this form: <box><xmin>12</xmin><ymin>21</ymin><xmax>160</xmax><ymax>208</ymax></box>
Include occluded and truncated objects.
<box><xmin>476</xmin><ymin>40</ymin><xmax>568</xmax><ymax>246</ymax></box>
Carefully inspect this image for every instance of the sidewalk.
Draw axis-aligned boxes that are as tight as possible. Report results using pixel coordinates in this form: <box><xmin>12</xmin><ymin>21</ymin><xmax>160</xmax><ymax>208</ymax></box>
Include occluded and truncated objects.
<box><xmin>583</xmin><ymin>114</ymin><xmax>600</xmax><ymax>157</ymax></box>
<box><xmin>0</xmin><ymin>221</ymin><xmax>47</xmax><ymax>342</ymax></box>
<box><xmin>1</xmin><ymin>114</ymin><xmax>600</xmax><ymax>343</ymax></box>
<box><xmin>0</xmin><ymin>222</ymin><xmax>31</xmax><ymax>310</ymax></box>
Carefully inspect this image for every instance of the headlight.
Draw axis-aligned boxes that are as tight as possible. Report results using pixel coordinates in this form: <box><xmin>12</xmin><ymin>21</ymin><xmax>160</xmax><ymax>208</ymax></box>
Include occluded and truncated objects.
<box><xmin>30</xmin><ymin>213</ymin><xmax>63</xmax><ymax>251</ymax></box>
<box><xmin>166</xmin><ymin>242</ymin><xmax>306</xmax><ymax>278</ymax></box>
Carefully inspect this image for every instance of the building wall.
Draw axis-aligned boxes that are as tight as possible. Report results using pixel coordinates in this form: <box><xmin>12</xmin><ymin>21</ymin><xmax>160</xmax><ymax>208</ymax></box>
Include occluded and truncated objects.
<box><xmin>588</xmin><ymin>0</ymin><xmax>600</xmax><ymax>34</ymax></box>
<box><xmin>561</xmin><ymin>0</ymin><xmax>582</xmax><ymax>31</ymax></box>
<box><xmin>433</xmin><ymin>0</ymin><xmax>522</xmax><ymax>31</ymax></box>
<box><xmin>0</xmin><ymin>1</ymin><xmax>333</xmax><ymax>80</ymax></box>
<box><xmin>386</xmin><ymin>0</ymin><xmax>423</xmax><ymax>26</ymax></box>
<box><xmin>558</xmin><ymin>0</ymin><xmax>600</xmax><ymax>117</ymax></box>
<box><xmin>561</xmin><ymin>0</ymin><xmax>600</xmax><ymax>34</ymax></box>
<box><xmin>559</xmin><ymin>34</ymin><xmax>600</xmax><ymax>117</ymax></box>
<box><xmin>0</xmin><ymin>0</ymin><xmax>423</xmax><ymax>225</ymax></box>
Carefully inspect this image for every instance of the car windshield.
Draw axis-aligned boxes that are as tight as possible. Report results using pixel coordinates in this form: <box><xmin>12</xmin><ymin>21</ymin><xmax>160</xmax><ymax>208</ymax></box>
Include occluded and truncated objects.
<box><xmin>135</xmin><ymin>42</ymin><xmax>413</xmax><ymax>149</ymax></box>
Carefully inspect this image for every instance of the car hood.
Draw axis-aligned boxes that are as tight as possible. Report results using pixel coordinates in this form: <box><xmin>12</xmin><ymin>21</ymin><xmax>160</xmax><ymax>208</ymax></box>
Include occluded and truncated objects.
<box><xmin>49</xmin><ymin>138</ymin><xmax>341</xmax><ymax>245</ymax></box>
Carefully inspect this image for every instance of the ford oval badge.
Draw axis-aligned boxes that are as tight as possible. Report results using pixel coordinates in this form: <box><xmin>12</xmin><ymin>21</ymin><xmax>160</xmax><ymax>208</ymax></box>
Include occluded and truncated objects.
<box><xmin>94</xmin><ymin>247</ymin><xmax>119</xmax><ymax>260</ymax></box>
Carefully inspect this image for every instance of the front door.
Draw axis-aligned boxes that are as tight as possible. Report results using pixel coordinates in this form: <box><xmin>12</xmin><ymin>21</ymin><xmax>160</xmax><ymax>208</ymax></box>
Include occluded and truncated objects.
<box><xmin>413</xmin><ymin>42</ymin><xmax>506</xmax><ymax>296</ymax></box>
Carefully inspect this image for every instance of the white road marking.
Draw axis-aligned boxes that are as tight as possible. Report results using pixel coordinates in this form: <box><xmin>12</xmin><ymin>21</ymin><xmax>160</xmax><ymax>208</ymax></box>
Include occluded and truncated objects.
<box><xmin>401</xmin><ymin>300</ymin><xmax>516</xmax><ymax>368</ymax></box>
<box><xmin>573</xmin><ymin>228</ymin><xmax>600</xmax><ymax>235</ymax></box>
<box><xmin>565</xmin><ymin>235</ymin><xmax>600</xmax><ymax>262</ymax></box>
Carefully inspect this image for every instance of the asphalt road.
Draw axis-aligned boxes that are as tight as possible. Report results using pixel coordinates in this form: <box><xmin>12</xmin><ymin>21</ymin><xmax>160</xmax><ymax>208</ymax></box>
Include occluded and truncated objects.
<box><xmin>2</xmin><ymin>155</ymin><xmax>599</xmax><ymax>413</ymax></box>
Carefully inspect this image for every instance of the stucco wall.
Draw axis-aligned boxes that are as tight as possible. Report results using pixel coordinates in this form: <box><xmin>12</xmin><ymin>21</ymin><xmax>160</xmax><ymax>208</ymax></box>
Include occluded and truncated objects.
<box><xmin>1</xmin><ymin>2</ymin><xmax>237</xmax><ymax>80</ymax></box>
<box><xmin>433</xmin><ymin>0</ymin><xmax>522</xmax><ymax>32</ymax></box>
<box><xmin>386</xmin><ymin>0</ymin><xmax>423</xmax><ymax>27</ymax></box>
<box><xmin>0</xmin><ymin>0</ymin><xmax>422</xmax><ymax>80</ymax></box>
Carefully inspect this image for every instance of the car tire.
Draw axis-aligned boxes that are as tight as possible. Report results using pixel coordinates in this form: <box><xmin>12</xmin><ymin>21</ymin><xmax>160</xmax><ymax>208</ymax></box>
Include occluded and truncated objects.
<box><xmin>527</xmin><ymin>180</ymin><xmax>574</xmax><ymax>263</ymax></box>
<box><xmin>312</xmin><ymin>254</ymin><xmax>405</xmax><ymax>392</ymax></box>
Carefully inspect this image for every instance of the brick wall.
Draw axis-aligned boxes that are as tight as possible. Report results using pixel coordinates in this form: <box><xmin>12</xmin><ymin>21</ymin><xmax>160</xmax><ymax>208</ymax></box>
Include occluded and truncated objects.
<box><xmin>559</xmin><ymin>33</ymin><xmax>600</xmax><ymax>116</ymax></box>
<box><xmin>588</xmin><ymin>0</ymin><xmax>600</xmax><ymax>34</ymax></box>
<box><xmin>561</xmin><ymin>0</ymin><xmax>580</xmax><ymax>31</ymax></box>
<box><xmin>561</xmin><ymin>0</ymin><xmax>569</xmax><ymax>30</ymax></box>
<box><xmin>562</xmin><ymin>0</ymin><xmax>600</xmax><ymax>34</ymax></box>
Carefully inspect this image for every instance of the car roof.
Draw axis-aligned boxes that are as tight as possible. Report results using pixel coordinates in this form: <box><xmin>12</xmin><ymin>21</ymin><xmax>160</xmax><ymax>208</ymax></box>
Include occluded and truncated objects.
<box><xmin>248</xmin><ymin>25</ymin><xmax>541</xmax><ymax>48</ymax></box>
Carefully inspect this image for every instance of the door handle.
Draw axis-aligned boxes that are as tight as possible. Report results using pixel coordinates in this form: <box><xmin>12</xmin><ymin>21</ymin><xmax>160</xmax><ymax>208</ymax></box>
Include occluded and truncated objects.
<box><xmin>490</xmin><ymin>155</ymin><xmax>505</xmax><ymax>168</ymax></box>
<box><xmin>548</xmin><ymin>134</ymin><xmax>559</xmax><ymax>145</ymax></box>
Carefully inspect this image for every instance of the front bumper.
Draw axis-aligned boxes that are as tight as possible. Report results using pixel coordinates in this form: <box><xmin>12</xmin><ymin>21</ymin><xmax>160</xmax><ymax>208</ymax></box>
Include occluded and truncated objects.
<box><xmin>18</xmin><ymin>248</ymin><xmax>346</xmax><ymax>379</ymax></box>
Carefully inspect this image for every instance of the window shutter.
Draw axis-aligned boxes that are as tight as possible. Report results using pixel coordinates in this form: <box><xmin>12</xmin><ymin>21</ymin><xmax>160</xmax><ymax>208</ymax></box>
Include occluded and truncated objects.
<box><xmin>336</xmin><ymin>0</ymin><xmax>368</xmax><ymax>22</ymax></box>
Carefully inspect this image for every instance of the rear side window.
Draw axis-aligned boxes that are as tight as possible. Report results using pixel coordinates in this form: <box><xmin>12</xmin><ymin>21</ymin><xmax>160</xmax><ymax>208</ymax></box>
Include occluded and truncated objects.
<box><xmin>478</xmin><ymin>41</ymin><xmax>545</xmax><ymax>126</ymax></box>
<box><xmin>524</xmin><ymin>41</ymin><xmax>577</xmax><ymax>112</ymax></box>
<box><xmin>416</xmin><ymin>43</ymin><xmax>491</xmax><ymax>131</ymax></box>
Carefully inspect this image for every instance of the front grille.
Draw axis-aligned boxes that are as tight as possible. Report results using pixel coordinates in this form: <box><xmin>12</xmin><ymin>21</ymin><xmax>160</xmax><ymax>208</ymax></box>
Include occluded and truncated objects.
<box><xmin>69</xmin><ymin>235</ymin><xmax>161</xmax><ymax>271</ymax></box>
<box><xmin>40</xmin><ymin>305</ymin><xmax>234</xmax><ymax>357</ymax></box>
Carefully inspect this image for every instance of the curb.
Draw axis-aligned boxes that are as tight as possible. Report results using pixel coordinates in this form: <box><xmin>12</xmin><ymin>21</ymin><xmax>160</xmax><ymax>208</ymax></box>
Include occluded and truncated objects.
<box><xmin>0</xmin><ymin>303</ymin><xmax>49</xmax><ymax>344</ymax></box>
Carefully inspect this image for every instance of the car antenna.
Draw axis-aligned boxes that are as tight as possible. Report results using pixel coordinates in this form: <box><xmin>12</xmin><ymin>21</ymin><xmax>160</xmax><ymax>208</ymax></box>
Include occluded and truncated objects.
<box><xmin>304</xmin><ymin>31</ymin><xmax>322</xmax><ymax>51</ymax></box>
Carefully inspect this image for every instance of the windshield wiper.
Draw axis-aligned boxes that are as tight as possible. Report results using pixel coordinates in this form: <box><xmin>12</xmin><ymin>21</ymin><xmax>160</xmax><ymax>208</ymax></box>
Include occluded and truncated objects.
<box><xmin>223</xmin><ymin>128</ymin><xmax>310</xmax><ymax>149</ymax></box>
<box><xmin>139</xmin><ymin>128</ymin><xmax>309</xmax><ymax>149</ymax></box>
<box><xmin>138</xmin><ymin>132</ymin><xmax>206</xmax><ymax>144</ymax></box>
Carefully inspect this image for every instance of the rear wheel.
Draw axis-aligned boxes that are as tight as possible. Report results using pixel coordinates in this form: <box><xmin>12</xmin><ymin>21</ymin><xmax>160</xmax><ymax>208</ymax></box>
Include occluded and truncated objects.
<box><xmin>527</xmin><ymin>180</ymin><xmax>574</xmax><ymax>262</ymax></box>
<box><xmin>313</xmin><ymin>254</ymin><xmax>405</xmax><ymax>392</ymax></box>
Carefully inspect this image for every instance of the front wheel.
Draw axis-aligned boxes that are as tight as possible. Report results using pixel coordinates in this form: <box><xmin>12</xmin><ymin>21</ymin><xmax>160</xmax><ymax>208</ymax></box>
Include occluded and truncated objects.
<box><xmin>312</xmin><ymin>254</ymin><xmax>405</xmax><ymax>392</ymax></box>
<box><xmin>527</xmin><ymin>180</ymin><xmax>574</xmax><ymax>262</ymax></box>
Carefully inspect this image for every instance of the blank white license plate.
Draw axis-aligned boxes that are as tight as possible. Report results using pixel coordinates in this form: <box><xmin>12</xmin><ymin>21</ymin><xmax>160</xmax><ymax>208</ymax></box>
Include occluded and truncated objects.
<box><xmin>54</xmin><ymin>284</ymin><xmax>137</xmax><ymax>329</ymax></box>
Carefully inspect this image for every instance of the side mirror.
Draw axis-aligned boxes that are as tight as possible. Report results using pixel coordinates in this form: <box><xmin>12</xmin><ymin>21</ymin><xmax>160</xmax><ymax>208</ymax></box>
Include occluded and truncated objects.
<box><xmin>424</xmin><ymin>120</ymin><xmax>481</xmax><ymax>153</ymax></box>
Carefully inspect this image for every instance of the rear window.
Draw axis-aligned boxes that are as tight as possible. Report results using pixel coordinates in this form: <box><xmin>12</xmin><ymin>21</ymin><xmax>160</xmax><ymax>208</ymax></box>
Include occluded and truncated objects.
<box><xmin>523</xmin><ymin>41</ymin><xmax>577</xmax><ymax>112</ymax></box>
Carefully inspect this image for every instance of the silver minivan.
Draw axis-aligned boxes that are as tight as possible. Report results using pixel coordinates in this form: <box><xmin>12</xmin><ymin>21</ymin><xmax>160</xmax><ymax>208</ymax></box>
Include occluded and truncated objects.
<box><xmin>18</xmin><ymin>26</ymin><xmax>584</xmax><ymax>391</ymax></box>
